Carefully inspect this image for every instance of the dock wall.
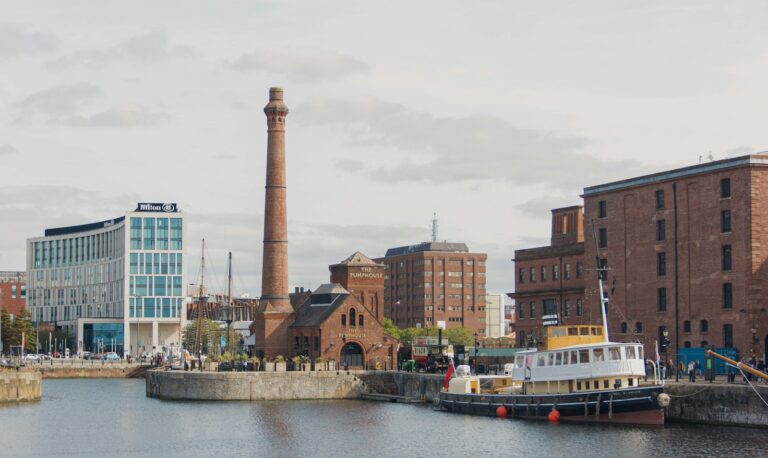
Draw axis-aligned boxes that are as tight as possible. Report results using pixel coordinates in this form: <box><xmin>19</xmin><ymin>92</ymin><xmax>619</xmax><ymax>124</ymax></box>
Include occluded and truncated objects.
<box><xmin>0</xmin><ymin>370</ymin><xmax>42</xmax><ymax>402</ymax></box>
<box><xmin>665</xmin><ymin>383</ymin><xmax>768</xmax><ymax>427</ymax></box>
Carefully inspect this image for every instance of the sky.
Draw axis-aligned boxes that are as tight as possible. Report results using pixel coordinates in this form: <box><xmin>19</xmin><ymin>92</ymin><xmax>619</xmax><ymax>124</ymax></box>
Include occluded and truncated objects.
<box><xmin>1</xmin><ymin>1</ymin><xmax>767</xmax><ymax>297</ymax></box>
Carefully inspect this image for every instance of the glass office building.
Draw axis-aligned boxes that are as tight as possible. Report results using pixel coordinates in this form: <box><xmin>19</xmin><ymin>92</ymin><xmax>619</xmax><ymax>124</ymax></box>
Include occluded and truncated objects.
<box><xmin>26</xmin><ymin>203</ymin><xmax>186</xmax><ymax>357</ymax></box>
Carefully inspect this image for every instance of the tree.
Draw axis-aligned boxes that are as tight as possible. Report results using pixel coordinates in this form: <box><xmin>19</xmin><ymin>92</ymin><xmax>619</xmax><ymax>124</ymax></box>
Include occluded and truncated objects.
<box><xmin>1</xmin><ymin>308</ymin><xmax>37</xmax><ymax>353</ymax></box>
<box><xmin>443</xmin><ymin>327</ymin><xmax>474</xmax><ymax>346</ymax></box>
<box><xmin>182</xmin><ymin>318</ymin><xmax>223</xmax><ymax>356</ymax></box>
<box><xmin>383</xmin><ymin>318</ymin><xmax>400</xmax><ymax>340</ymax></box>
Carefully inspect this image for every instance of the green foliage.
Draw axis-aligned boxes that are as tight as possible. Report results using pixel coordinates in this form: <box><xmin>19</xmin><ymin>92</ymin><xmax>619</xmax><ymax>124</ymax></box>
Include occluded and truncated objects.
<box><xmin>1</xmin><ymin>308</ymin><xmax>37</xmax><ymax>353</ymax></box>
<box><xmin>384</xmin><ymin>321</ymin><xmax>475</xmax><ymax>347</ymax></box>
<box><xmin>275</xmin><ymin>355</ymin><xmax>285</xmax><ymax>363</ymax></box>
<box><xmin>182</xmin><ymin>318</ymin><xmax>223</xmax><ymax>355</ymax></box>
<box><xmin>291</xmin><ymin>355</ymin><xmax>302</xmax><ymax>365</ymax></box>
<box><xmin>383</xmin><ymin>318</ymin><xmax>400</xmax><ymax>340</ymax></box>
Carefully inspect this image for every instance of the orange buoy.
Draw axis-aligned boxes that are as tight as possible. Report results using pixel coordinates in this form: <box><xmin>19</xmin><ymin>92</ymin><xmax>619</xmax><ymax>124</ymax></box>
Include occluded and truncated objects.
<box><xmin>548</xmin><ymin>408</ymin><xmax>560</xmax><ymax>422</ymax></box>
<box><xmin>496</xmin><ymin>406</ymin><xmax>508</xmax><ymax>418</ymax></box>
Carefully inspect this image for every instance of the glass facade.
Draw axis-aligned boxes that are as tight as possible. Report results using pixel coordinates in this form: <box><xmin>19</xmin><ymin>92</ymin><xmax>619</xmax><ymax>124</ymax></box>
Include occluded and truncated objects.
<box><xmin>128</xmin><ymin>216</ymin><xmax>183</xmax><ymax>319</ymax></box>
<box><xmin>83</xmin><ymin>323</ymin><xmax>124</xmax><ymax>354</ymax></box>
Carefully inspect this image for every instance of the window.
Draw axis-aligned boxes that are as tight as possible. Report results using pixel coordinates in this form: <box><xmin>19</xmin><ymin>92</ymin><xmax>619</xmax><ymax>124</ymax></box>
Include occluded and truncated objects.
<box><xmin>576</xmin><ymin>299</ymin><xmax>583</xmax><ymax>317</ymax></box>
<box><xmin>599</xmin><ymin>200</ymin><xmax>607</xmax><ymax>218</ymax></box>
<box><xmin>721</xmin><ymin>178</ymin><xmax>731</xmax><ymax>198</ymax></box>
<box><xmin>620</xmin><ymin>322</ymin><xmax>627</xmax><ymax>334</ymax></box>
<box><xmin>359</xmin><ymin>314</ymin><xmax>364</xmax><ymax>327</ymax></box>
<box><xmin>529</xmin><ymin>267</ymin><xmax>536</xmax><ymax>282</ymax></box>
<box><xmin>541</xmin><ymin>266</ymin><xmax>547</xmax><ymax>282</ymax></box>
<box><xmin>564</xmin><ymin>263</ymin><xmax>571</xmax><ymax>280</ymax></box>
<box><xmin>518</xmin><ymin>304</ymin><xmax>524</xmax><ymax>319</ymax></box>
<box><xmin>635</xmin><ymin>321</ymin><xmax>643</xmax><ymax>333</ymax></box>
<box><xmin>576</xmin><ymin>262</ymin><xmax>583</xmax><ymax>278</ymax></box>
<box><xmin>518</xmin><ymin>268</ymin><xmax>524</xmax><ymax>284</ymax></box>
<box><xmin>656</xmin><ymin>220</ymin><xmax>666</xmax><ymax>242</ymax></box>
<box><xmin>700</xmin><ymin>320</ymin><xmax>708</xmax><ymax>333</ymax></box>
<box><xmin>684</xmin><ymin>320</ymin><xmax>691</xmax><ymax>332</ymax></box>
<box><xmin>721</xmin><ymin>210</ymin><xmax>731</xmax><ymax>233</ymax></box>
<box><xmin>657</xmin><ymin>252</ymin><xmax>666</xmax><ymax>276</ymax></box>
<box><xmin>724</xmin><ymin>324</ymin><xmax>733</xmax><ymax>348</ymax></box>
<box><xmin>564</xmin><ymin>300</ymin><xmax>571</xmax><ymax>317</ymax></box>
<box><xmin>552</xmin><ymin>265</ymin><xmax>559</xmax><ymax>280</ymax></box>
<box><xmin>658</xmin><ymin>288</ymin><xmax>667</xmax><ymax>312</ymax></box>
<box><xmin>684</xmin><ymin>341</ymin><xmax>691</xmax><ymax>348</ymax></box>
<box><xmin>655</xmin><ymin>190</ymin><xmax>665</xmax><ymax>209</ymax></box>
<box><xmin>599</xmin><ymin>228</ymin><xmax>607</xmax><ymax>248</ymax></box>
<box><xmin>722</xmin><ymin>245</ymin><xmax>732</xmax><ymax>271</ymax></box>
<box><xmin>341</xmin><ymin>314</ymin><xmax>346</xmax><ymax>326</ymax></box>
<box><xmin>658</xmin><ymin>326</ymin><xmax>667</xmax><ymax>348</ymax></box>
<box><xmin>11</xmin><ymin>285</ymin><xmax>16</xmax><ymax>299</ymax></box>
<box><xmin>529</xmin><ymin>302</ymin><xmax>536</xmax><ymax>318</ymax></box>
<box><xmin>723</xmin><ymin>283</ymin><xmax>733</xmax><ymax>309</ymax></box>
<box><xmin>543</xmin><ymin>299</ymin><xmax>557</xmax><ymax>316</ymax></box>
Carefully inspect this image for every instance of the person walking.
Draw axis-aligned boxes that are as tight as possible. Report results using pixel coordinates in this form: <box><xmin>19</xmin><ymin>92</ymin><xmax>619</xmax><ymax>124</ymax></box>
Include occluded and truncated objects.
<box><xmin>688</xmin><ymin>361</ymin><xmax>695</xmax><ymax>382</ymax></box>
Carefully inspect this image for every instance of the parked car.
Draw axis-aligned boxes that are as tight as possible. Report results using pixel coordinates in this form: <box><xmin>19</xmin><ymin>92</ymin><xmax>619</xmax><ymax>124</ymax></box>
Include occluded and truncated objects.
<box><xmin>24</xmin><ymin>354</ymin><xmax>41</xmax><ymax>362</ymax></box>
<box><xmin>104</xmin><ymin>352</ymin><xmax>120</xmax><ymax>361</ymax></box>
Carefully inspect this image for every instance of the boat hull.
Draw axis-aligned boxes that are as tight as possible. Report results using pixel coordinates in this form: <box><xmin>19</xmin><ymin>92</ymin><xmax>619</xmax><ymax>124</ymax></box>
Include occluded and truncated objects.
<box><xmin>438</xmin><ymin>385</ymin><xmax>665</xmax><ymax>426</ymax></box>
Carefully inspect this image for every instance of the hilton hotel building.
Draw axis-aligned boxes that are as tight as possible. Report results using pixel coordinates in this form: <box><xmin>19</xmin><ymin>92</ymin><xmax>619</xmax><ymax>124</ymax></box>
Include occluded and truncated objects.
<box><xmin>26</xmin><ymin>203</ymin><xmax>186</xmax><ymax>356</ymax></box>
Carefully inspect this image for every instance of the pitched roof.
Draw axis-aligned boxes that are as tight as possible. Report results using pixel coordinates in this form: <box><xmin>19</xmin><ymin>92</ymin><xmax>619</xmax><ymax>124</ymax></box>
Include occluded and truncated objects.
<box><xmin>330</xmin><ymin>251</ymin><xmax>384</xmax><ymax>268</ymax></box>
<box><xmin>291</xmin><ymin>291</ymin><xmax>349</xmax><ymax>327</ymax></box>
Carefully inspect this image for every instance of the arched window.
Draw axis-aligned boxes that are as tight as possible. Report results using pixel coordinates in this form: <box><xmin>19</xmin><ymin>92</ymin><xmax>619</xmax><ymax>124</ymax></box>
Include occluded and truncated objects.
<box><xmin>359</xmin><ymin>314</ymin><xmax>364</xmax><ymax>327</ymax></box>
<box><xmin>620</xmin><ymin>322</ymin><xmax>628</xmax><ymax>334</ymax></box>
<box><xmin>349</xmin><ymin>308</ymin><xmax>356</xmax><ymax>327</ymax></box>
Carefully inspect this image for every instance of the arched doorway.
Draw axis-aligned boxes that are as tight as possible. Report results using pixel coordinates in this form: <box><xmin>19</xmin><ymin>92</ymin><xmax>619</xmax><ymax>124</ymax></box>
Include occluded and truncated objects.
<box><xmin>340</xmin><ymin>342</ymin><xmax>364</xmax><ymax>368</ymax></box>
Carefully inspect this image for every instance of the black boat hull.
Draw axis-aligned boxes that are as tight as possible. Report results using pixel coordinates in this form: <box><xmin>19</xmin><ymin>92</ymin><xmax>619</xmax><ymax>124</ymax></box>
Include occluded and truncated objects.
<box><xmin>438</xmin><ymin>385</ymin><xmax>665</xmax><ymax>425</ymax></box>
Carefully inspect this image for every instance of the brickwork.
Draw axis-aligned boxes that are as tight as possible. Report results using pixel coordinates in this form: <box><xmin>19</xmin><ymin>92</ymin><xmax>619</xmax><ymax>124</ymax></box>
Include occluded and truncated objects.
<box><xmin>582</xmin><ymin>155</ymin><xmax>768</xmax><ymax>360</ymax></box>
<box><xmin>377</xmin><ymin>249</ymin><xmax>488</xmax><ymax>335</ymax></box>
<box><xmin>329</xmin><ymin>252</ymin><xmax>385</xmax><ymax>321</ymax></box>
<box><xmin>510</xmin><ymin>207</ymin><xmax>586</xmax><ymax>347</ymax></box>
<box><xmin>0</xmin><ymin>272</ymin><xmax>26</xmax><ymax>317</ymax></box>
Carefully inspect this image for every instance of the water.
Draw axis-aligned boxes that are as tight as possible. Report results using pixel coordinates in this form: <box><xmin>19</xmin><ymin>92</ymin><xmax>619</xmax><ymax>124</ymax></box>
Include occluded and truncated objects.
<box><xmin>1</xmin><ymin>379</ymin><xmax>767</xmax><ymax>457</ymax></box>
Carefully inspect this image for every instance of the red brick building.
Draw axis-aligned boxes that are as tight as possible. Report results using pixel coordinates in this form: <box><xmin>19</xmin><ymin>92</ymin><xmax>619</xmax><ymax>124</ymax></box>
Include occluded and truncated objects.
<box><xmin>509</xmin><ymin>206</ymin><xmax>586</xmax><ymax>347</ymax></box>
<box><xmin>289</xmin><ymin>252</ymin><xmax>395</xmax><ymax>369</ymax></box>
<box><xmin>582</xmin><ymin>154</ymin><xmax>768</xmax><ymax>360</ymax></box>
<box><xmin>0</xmin><ymin>271</ymin><xmax>26</xmax><ymax>318</ymax></box>
<box><xmin>377</xmin><ymin>242</ymin><xmax>487</xmax><ymax>335</ymax></box>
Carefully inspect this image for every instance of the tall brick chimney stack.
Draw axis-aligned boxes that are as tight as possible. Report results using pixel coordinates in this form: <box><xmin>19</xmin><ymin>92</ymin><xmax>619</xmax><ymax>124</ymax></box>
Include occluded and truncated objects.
<box><xmin>255</xmin><ymin>87</ymin><xmax>294</xmax><ymax>359</ymax></box>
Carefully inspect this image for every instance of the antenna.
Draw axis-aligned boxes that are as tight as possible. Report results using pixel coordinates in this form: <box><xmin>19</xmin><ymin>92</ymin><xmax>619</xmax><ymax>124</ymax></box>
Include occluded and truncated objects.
<box><xmin>431</xmin><ymin>213</ymin><xmax>439</xmax><ymax>242</ymax></box>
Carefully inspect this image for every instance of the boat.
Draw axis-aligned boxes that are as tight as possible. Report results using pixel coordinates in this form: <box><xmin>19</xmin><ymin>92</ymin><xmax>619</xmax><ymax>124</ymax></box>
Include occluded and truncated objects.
<box><xmin>438</xmin><ymin>260</ymin><xmax>670</xmax><ymax>425</ymax></box>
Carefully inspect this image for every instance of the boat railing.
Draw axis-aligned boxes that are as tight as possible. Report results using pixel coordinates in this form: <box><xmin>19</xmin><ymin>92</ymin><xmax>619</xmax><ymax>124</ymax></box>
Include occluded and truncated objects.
<box><xmin>645</xmin><ymin>359</ymin><xmax>663</xmax><ymax>386</ymax></box>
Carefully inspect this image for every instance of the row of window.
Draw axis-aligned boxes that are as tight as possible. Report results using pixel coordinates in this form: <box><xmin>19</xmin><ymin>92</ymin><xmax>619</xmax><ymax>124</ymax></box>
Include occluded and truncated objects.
<box><xmin>597</xmin><ymin>210</ymin><xmax>732</xmax><ymax>250</ymax></box>
<box><xmin>128</xmin><ymin>275</ymin><xmax>184</xmax><ymax>297</ymax></box>
<box><xmin>388</xmin><ymin>271</ymin><xmax>486</xmax><ymax>279</ymax></box>
<box><xmin>32</xmin><ymin>226</ymin><xmax>122</xmax><ymax>269</ymax></box>
<box><xmin>129</xmin><ymin>217</ymin><xmax>182</xmax><ymax>251</ymax></box>
<box><xmin>128</xmin><ymin>297</ymin><xmax>183</xmax><ymax>318</ymax></box>
<box><xmin>129</xmin><ymin>253</ymin><xmax>183</xmax><ymax>276</ymax></box>
<box><xmin>392</xmin><ymin>260</ymin><xmax>486</xmax><ymax>267</ymax></box>
<box><xmin>10</xmin><ymin>285</ymin><xmax>27</xmax><ymax>299</ymax></box>
<box><xmin>517</xmin><ymin>299</ymin><xmax>584</xmax><ymax>319</ymax></box>
<box><xmin>519</xmin><ymin>262</ymin><xmax>583</xmax><ymax>284</ymax></box>
<box><xmin>340</xmin><ymin>308</ymin><xmax>364</xmax><ymax>327</ymax></box>
<box><xmin>658</xmin><ymin>324</ymin><xmax>734</xmax><ymax>348</ymax></box>
<box><xmin>598</xmin><ymin>178</ymin><xmax>731</xmax><ymax>218</ymax></box>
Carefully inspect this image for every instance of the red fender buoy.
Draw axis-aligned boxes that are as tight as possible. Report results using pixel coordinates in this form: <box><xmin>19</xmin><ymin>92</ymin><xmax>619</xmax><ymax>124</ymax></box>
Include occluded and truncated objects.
<box><xmin>548</xmin><ymin>408</ymin><xmax>560</xmax><ymax>422</ymax></box>
<box><xmin>496</xmin><ymin>406</ymin><xmax>508</xmax><ymax>418</ymax></box>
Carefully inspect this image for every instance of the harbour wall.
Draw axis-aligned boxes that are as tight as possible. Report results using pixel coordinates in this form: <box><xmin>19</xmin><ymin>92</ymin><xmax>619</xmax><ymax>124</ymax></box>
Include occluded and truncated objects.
<box><xmin>665</xmin><ymin>383</ymin><xmax>768</xmax><ymax>428</ymax></box>
<box><xmin>0</xmin><ymin>370</ymin><xmax>42</xmax><ymax>402</ymax></box>
<box><xmin>32</xmin><ymin>362</ymin><xmax>150</xmax><ymax>379</ymax></box>
<box><xmin>146</xmin><ymin>370</ymin><xmax>368</xmax><ymax>401</ymax></box>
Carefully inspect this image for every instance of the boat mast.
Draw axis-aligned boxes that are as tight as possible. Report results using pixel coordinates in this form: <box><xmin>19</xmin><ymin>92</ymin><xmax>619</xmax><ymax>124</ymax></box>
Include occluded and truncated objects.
<box><xmin>590</xmin><ymin>220</ymin><xmax>610</xmax><ymax>343</ymax></box>
<box><xmin>226</xmin><ymin>251</ymin><xmax>233</xmax><ymax>355</ymax></box>
<box><xmin>194</xmin><ymin>239</ymin><xmax>206</xmax><ymax>354</ymax></box>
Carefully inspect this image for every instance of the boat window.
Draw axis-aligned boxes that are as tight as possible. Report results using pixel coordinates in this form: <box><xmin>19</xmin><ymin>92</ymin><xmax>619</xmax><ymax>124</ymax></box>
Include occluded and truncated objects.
<box><xmin>596</xmin><ymin>328</ymin><xmax>603</xmax><ymax>335</ymax></box>
<box><xmin>515</xmin><ymin>355</ymin><xmax>524</xmax><ymax>368</ymax></box>
<box><xmin>628</xmin><ymin>378</ymin><xmax>634</xmax><ymax>387</ymax></box>
<box><xmin>547</xmin><ymin>353</ymin><xmax>555</xmax><ymax>366</ymax></box>
<box><xmin>626</xmin><ymin>346</ymin><xmax>636</xmax><ymax>360</ymax></box>
<box><xmin>577</xmin><ymin>381</ymin><xmax>582</xmax><ymax>390</ymax></box>
<box><xmin>609</xmin><ymin>347</ymin><xmax>621</xmax><ymax>360</ymax></box>
<box><xmin>579</xmin><ymin>349</ymin><xmax>590</xmax><ymax>363</ymax></box>
<box><xmin>585</xmin><ymin>381</ymin><xmax>590</xmax><ymax>390</ymax></box>
<box><xmin>555</xmin><ymin>352</ymin><xmax>563</xmax><ymax>366</ymax></box>
<box><xmin>603</xmin><ymin>380</ymin><xmax>609</xmax><ymax>389</ymax></box>
<box><xmin>568</xmin><ymin>327</ymin><xmax>578</xmax><ymax>336</ymax></box>
<box><xmin>537</xmin><ymin>354</ymin><xmax>546</xmax><ymax>367</ymax></box>
<box><xmin>570</xmin><ymin>351</ymin><xmax>578</xmax><ymax>365</ymax></box>
<box><xmin>579</xmin><ymin>327</ymin><xmax>589</xmax><ymax>336</ymax></box>
<box><xmin>593</xmin><ymin>348</ymin><xmax>605</xmax><ymax>362</ymax></box>
<box><xmin>614</xmin><ymin>379</ymin><xmax>622</xmax><ymax>388</ymax></box>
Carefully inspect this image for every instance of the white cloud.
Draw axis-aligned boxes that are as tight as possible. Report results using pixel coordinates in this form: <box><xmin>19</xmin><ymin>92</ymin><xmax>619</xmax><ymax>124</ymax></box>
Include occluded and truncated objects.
<box><xmin>0</xmin><ymin>22</ymin><xmax>59</xmax><ymax>58</ymax></box>
<box><xmin>0</xmin><ymin>144</ymin><xmax>17</xmax><ymax>155</ymax></box>
<box><xmin>14</xmin><ymin>83</ymin><xmax>101</xmax><ymax>118</ymax></box>
<box><xmin>58</xmin><ymin>106</ymin><xmax>171</xmax><ymax>128</ymax></box>
<box><xmin>228</xmin><ymin>48</ymin><xmax>369</xmax><ymax>81</ymax></box>
<box><xmin>51</xmin><ymin>29</ymin><xmax>195</xmax><ymax>66</ymax></box>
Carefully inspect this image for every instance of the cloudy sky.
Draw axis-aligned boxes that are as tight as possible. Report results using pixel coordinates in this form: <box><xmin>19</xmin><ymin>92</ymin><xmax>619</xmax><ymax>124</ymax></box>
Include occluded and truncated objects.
<box><xmin>1</xmin><ymin>1</ymin><xmax>766</xmax><ymax>297</ymax></box>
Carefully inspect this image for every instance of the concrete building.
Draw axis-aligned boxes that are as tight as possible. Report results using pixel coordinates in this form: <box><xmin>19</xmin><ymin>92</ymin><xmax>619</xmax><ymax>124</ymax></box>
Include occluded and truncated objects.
<box><xmin>509</xmin><ymin>206</ymin><xmax>586</xmax><ymax>348</ymax></box>
<box><xmin>25</xmin><ymin>203</ymin><xmax>186</xmax><ymax>356</ymax></box>
<box><xmin>254</xmin><ymin>87</ymin><xmax>294</xmax><ymax>359</ymax></box>
<box><xmin>0</xmin><ymin>271</ymin><xmax>26</xmax><ymax>318</ymax></box>
<box><xmin>583</xmin><ymin>154</ymin><xmax>768</xmax><ymax>360</ymax></box>
<box><xmin>484</xmin><ymin>293</ymin><xmax>506</xmax><ymax>338</ymax></box>
<box><xmin>377</xmin><ymin>242</ymin><xmax>487</xmax><ymax>335</ymax></box>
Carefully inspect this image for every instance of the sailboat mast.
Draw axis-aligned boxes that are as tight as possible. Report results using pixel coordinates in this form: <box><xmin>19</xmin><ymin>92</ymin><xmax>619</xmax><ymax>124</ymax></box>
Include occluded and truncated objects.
<box><xmin>227</xmin><ymin>251</ymin><xmax>233</xmax><ymax>354</ymax></box>
<box><xmin>195</xmin><ymin>239</ymin><xmax>206</xmax><ymax>354</ymax></box>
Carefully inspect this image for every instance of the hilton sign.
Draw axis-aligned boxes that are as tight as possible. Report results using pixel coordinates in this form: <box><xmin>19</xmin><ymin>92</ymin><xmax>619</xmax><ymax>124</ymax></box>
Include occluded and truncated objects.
<box><xmin>135</xmin><ymin>203</ymin><xmax>178</xmax><ymax>213</ymax></box>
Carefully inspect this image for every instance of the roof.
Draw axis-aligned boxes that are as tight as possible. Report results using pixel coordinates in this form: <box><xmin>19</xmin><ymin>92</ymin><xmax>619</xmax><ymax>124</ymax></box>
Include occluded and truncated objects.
<box><xmin>330</xmin><ymin>251</ymin><xmax>384</xmax><ymax>268</ymax></box>
<box><xmin>583</xmin><ymin>153</ymin><xmax>768</xmax><ymax>197</ymax></box>
<box><xmin>384</xmin><ymin>241</ymin><xmax>470</xmax><ymax>257</ymax></box>
<box><xmin>44</xmin><ymin>216</ymin><xmax>125</xmax><ymax>237</ymax></box>
<box><xmin>291</xmin><ymin>291</ymin><xmax>349</xmax><ymax>327</ymax></box>
<box><xmin>513</xmin><ymin>242</ymin><xmax>584</xmax><ymax>262</ymax></box>
<box><xmin>312</xmin><ymin>283</ymin><xmax>351</xmax><ymax>295</ymax></box>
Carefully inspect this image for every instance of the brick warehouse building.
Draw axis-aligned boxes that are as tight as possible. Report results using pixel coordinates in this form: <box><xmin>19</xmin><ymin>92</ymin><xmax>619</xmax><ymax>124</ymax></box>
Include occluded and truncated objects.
<box><xmin>289</xmin><ymin>252</ymin><xmax>395</xmax><ymax>369</ymax></box>
<box><xmin>0</xmin><ymin>271</ymin><xmax>27</xmax><ymax>318</ymax></box>
<box><xmin>377</xmin><ymin>242</ymin><xmax>487</xmax><ymax>335</ymax></box>
<box><xmin>509</xmin><ymin>207</ymin><xmax>586</xmax><ymax>348</ymax></box>
<box><xmin>582</xmin><ymin>154</ymin><xmax>768</xmax><ymax>361</ymax></box>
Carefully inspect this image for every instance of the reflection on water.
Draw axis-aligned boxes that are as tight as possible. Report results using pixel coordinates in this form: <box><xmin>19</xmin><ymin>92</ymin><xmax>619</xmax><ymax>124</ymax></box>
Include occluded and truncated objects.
<box><xmin>0</xmin><ymin>379</ymin><xmax>766</xmax><ymax>457</ymax></box>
